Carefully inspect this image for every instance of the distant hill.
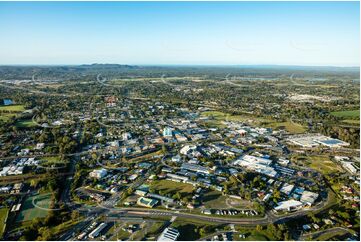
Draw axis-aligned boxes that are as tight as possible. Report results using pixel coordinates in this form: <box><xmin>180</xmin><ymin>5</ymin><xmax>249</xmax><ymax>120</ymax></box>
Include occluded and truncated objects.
<box><xmin>0</xmin><ymin>64</ymin><xmax>359</xmax><ymax>81</ymax></box>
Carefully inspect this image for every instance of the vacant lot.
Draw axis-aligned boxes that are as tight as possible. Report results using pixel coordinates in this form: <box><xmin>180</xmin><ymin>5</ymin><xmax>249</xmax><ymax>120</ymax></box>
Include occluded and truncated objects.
<box><xmin>307</xmin><ymin>155</ymin><xmax>342</xmax><ymax>175</ymax></box>
<box><xmin>267</xmin><ymin>121</ymin><xmax>305</xmax><ymax>134</ymax></box>
<box><xmin>150</xmin><ymin>180</ymin><xmax>194</xmax><ymax>195</ymax></box>
<box><xmin>0</xmin><ymin>208</ymin><xmax>9</xmax><ymax>238</ymax></box>
<box><xmin>331</xmin><ymin>109</ymin><xmax>359</xmax><ymax>119</ymax></box>
<box><xmin>202</xmin><ymin>191</ymin><xmax>228</xmax><ymax>208</ymax></box>
<box><xmin>16</xmin><ymin>193</ymin><xmax>51</xmax><ymax>222</ymax></box>
<box><xmin>201</xmin><ymin>111</ymin><xmax>275</xmax><ymax>129</ymax></box>
<box><xmin>201</xmin><ymin>111</ymin><xmax>274</xmax><ymax>124</ymax></box>
<box><xmin>201</xmin><ymin>111</ymin><xmax>305</xmax><ymax>134</ymax></box>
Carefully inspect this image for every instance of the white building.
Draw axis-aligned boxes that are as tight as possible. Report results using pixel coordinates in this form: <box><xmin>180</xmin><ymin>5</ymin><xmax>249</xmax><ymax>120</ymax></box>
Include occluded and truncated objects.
<box><xmin>280</xmin><ymin>184</ymin><xmax>295</xmax><ymax>195</ymax></box>
<box><xmin>234</xmin><ymin>155</ymin><xmax>277</xmax><ymax>177</ymax></box>
<box><xmin>288</xmin><ymin>134</ymin><xmax>349</xmax><ymax>148</ymax></box>
<box><xmin>36</xmin><ymin>143</ymin><xmax>45</xmax><ymax>150</ymax></box>
<box><xmin>122</xmin><ymin>132</ymin><xmax>132</xmax><ymax>141</ymax></box>
<box><xmin>241</xmin><ymin>155</ymin><xmax>273</xmax><ymax>166</ymax></box>
<box><xmin>274</xmin><ymin>199</ymin><xmax>303</xmax><ymax>212</ymax></box>
<box><xmin>340</xmin><ymin>161</ymin><xmax>358</xmax><ymax>174</ymax></box>
<box><xmin>180</xmin><ymin>145</ymin><xmax>197</xmax><ymax>156</ymax></box>
<box><xmin>89</xmin><ymin>168</ymin><xmax>108</xmax><ymax>179</ymax></box>
<box><xmin>300</xmin><ymin>191</ymin><xmax>319</xmax><ymax>206</ymax></box>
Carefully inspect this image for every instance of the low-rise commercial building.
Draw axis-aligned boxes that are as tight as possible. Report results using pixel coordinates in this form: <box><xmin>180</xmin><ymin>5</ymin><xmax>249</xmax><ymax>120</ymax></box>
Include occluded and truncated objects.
<box><xmin>89</xmin><ymin>168</ymin><xmax>108</xmax><ymax>179</ymax></box>
<box><xmin>137</xmin><ymin>197</ymin><xmax>158</xmax><ymax>208</ymax></box>
<box><xmin>300</xmin><ymin>191</ymin><xmax>319</xmax><ymax>205</ymax></box>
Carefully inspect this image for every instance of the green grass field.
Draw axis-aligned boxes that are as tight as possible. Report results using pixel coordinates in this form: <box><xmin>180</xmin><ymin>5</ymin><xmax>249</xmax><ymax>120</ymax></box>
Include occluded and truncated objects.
<box><xmin>0</xmin><ymin>208</ymin><xmax>9</xmax><ymax>238</ymax></box>
<box><xmin>15</xmin><ymin>119</ymin><xmax>36</xmax><ymax>128</ymax></box>
<box><xmin>331</xmin><ymin>109</ymin><xmax>359</xmax><ymax>118</ymax></box>
<box><xmin>267</xmin><ymin>121</ymin><xmax>306</xmax><ymax>134</ymax></box>
<box><xmin>235</xmin><ymin>227</ymin><xmax>275</xmax><ymax>241</ymax></box>
<box><xmin>201</xmin><ymin>111</ymin><xmax>274</xmax><ymax>124</ymax></box>
<box><xmin>240</xmin><ymin>233</ymin><xmax>270</xmax><ymax>241</ymax></box>
<box><xmin>41</xmin><ymin>156</ymin><xmax>61</xmax><ymax>163</ymax></box>
<box><xmin>16</xmin><ymin>194</ymin><xmax>51</xmax><ymax>222</ymax></box>
<box><xmin>0</xmin><ymin>105</ymin><xmax>26</xmax><ymax>122</ymax></box>
<box><xmin>202</xmin><ymin>190</ymin><xmax>227</xmax><ymax>208</ymax></box>
<box><xmin>150</xmin><ymin>180</ymin><xmax>195</xmax><ymax>195</ymax></box>
<box><xmin>0</xmin><ymin>105</ymin><xmax>25</xmax><ymax>112</ymax></box>
<box><xmin>306</xmin><ymin>155</ymin><xmax>342</xmax><ymax>175</ymax></box>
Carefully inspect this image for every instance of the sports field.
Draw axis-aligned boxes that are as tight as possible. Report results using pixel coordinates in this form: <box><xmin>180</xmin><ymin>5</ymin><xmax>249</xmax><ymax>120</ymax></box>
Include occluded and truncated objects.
<box><xmin>16</xmin><ymin>193</ymin><xmax>51</xmax><ymax>222</ymax></box>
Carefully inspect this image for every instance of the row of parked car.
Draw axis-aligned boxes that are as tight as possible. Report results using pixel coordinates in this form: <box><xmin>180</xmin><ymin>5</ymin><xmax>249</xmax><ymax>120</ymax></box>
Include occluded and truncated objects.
<box><xmin>214</xmin><ymin>209</ymin><xmax>258</xmax><ymax>216</ymax></box>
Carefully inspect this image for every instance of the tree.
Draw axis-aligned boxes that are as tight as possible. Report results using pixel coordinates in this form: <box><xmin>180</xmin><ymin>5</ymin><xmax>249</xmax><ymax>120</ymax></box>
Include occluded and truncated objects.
<box><xmin>256</xmin><ymin>225</ymin><xmax>263</xmax><ymax>232</ymax></box>
<box><xmin>173</xmin><ymin>192</ymin><xmax>181</xmax><ymax>200</ymax></box>
<box><xmin>30</xmin><ymin>179</ymin><xmax>39</xmax><ymax>188</ymax></box>
<box><xmin>71</xmin><ymin>210</ymin><xmax>80</xmax><ymax>221</ymax></box>
<box><xmin>47</xmin><ymin>179</ymin><xmax>57</xmax><ymax>192</ymax></box>
<box><xmin>266</xmin><ymin>224</ymin><xmax>277</xmax><ymax>235</ymax></box>
<box><xmin>161</xmin><ymin>144</ymin><xmax>167</xmax><ymax>154</ymax></box>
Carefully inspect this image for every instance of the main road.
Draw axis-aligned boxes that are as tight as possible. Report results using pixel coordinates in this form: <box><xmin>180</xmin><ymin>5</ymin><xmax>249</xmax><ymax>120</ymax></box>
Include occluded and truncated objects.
<box><xmin>77</xmin><ymin>188</ymin><xmax>335</xmax><ymax>228</ymax></box>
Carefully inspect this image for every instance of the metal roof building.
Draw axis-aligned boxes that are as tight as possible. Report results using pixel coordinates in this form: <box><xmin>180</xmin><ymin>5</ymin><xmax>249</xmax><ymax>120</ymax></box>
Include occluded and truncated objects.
<box><xmin>157</xmin><ymin>227</ymin><xmax>180</xmax><ymax>241</ymax></box>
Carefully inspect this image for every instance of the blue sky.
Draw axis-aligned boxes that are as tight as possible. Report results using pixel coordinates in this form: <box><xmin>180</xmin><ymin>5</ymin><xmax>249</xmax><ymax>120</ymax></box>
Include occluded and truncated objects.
<box><xmin>0</xmin><ymin>1</ymin><xmax>359</xmax><ymax>66</ymax></box>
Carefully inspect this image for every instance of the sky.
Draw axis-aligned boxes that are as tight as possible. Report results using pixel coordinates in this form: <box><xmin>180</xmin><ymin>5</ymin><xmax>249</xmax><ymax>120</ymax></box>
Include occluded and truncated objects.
<box><xmin>0</xmin><ymin>1</ymin><xmax>359</xmax><ymax>66</ymax></box>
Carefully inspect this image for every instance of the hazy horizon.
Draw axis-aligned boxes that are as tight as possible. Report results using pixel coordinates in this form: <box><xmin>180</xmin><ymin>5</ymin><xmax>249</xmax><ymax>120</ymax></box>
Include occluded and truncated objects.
<box><xmin>0</xmin><ymin>64</ymin><xmax>359</xmax><ymax>69</ymax></box>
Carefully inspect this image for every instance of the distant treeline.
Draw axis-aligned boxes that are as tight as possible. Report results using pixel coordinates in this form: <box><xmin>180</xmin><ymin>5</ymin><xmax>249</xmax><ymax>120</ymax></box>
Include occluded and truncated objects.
<box><xmin>0</xmin><ymin>64</ymin><xmax>359</xmax><ymax>81</ymax></box>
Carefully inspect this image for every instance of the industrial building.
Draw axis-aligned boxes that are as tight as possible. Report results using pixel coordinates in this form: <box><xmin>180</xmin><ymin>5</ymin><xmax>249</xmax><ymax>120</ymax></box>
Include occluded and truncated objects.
<box><xmin>234</xmin><ymin>155</ymin><xmax>277</xmax><ymax>177</ymax></box>
<box><xmin>181</xmin><ymin>163</ymin><xmax>209</xmax><ymax>174</ymax></box>
<box><xmin>288</xmin><ymin>134</ymin><xmax>349</xmax><ymax>148</ymax></box>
